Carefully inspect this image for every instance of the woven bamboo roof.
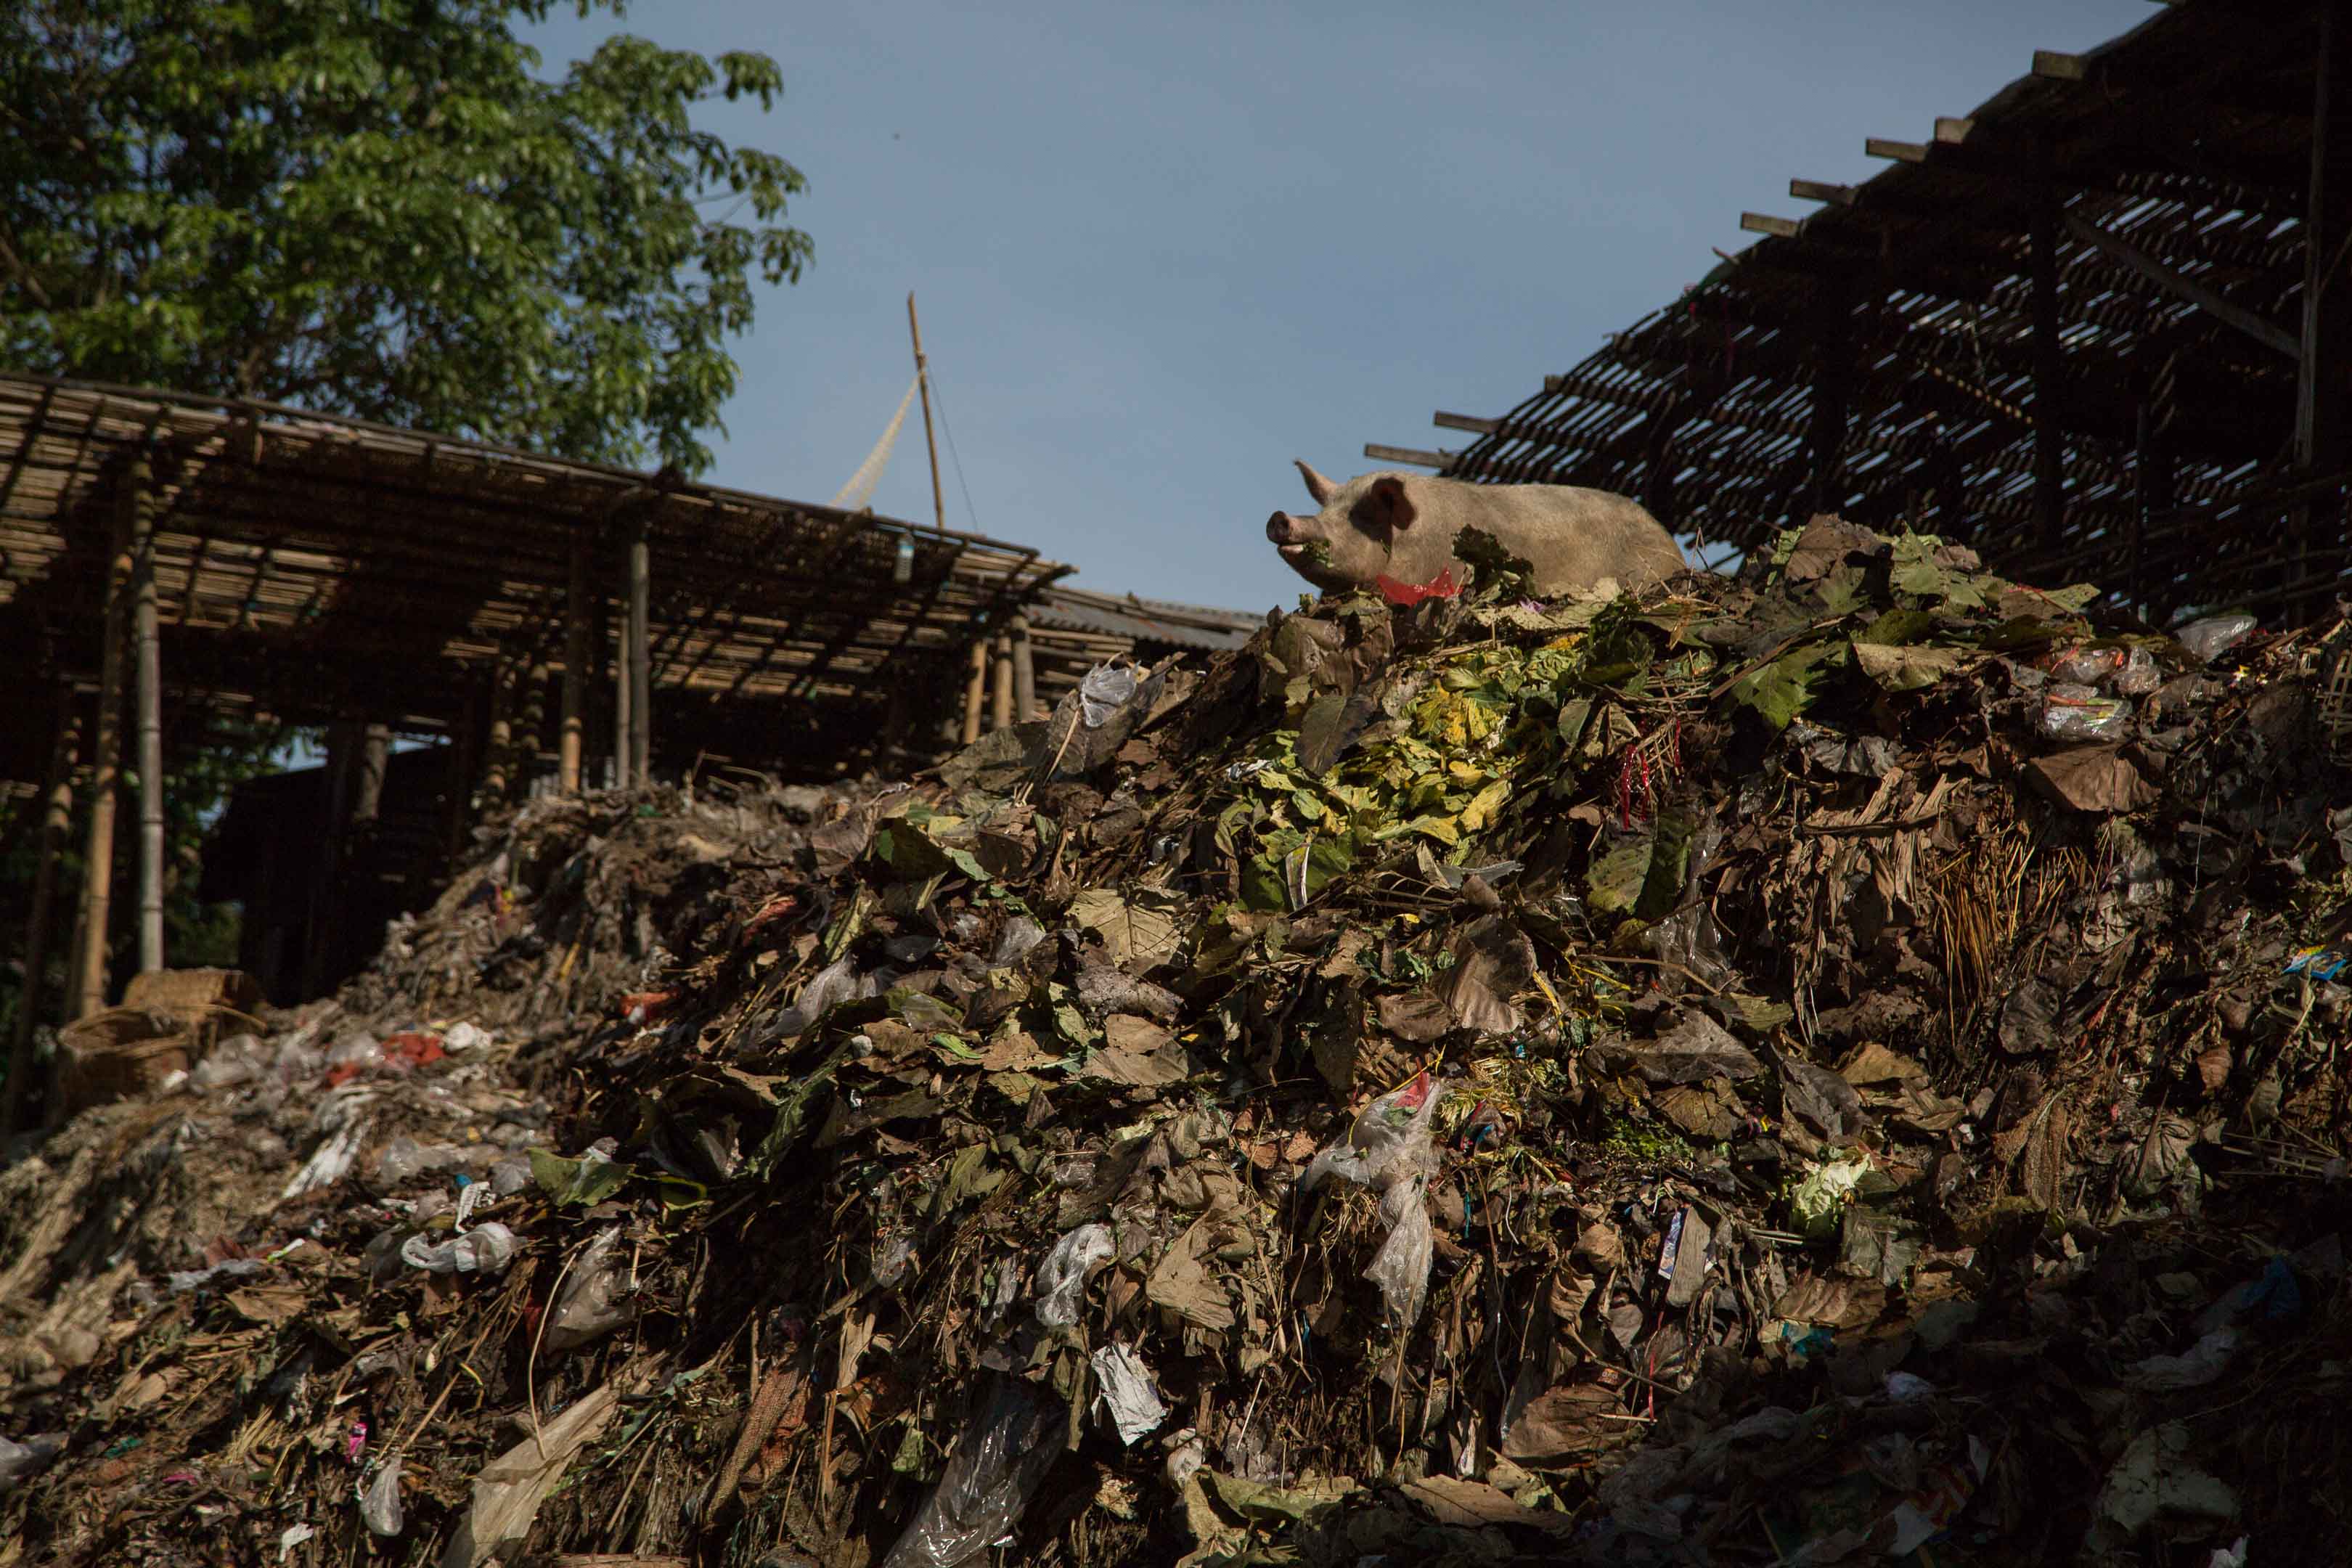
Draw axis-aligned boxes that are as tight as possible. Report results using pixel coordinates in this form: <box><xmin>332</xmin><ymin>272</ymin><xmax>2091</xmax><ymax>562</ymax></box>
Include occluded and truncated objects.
<box><xmin>0</xmin><ymin>373</ymin><xmax>1066</xmax><ymax>769</ymax></box>
<box><xmin>1371</xmin><ymin>0</ymin><xmax>2350</xmax><ymax>626</ymax></box>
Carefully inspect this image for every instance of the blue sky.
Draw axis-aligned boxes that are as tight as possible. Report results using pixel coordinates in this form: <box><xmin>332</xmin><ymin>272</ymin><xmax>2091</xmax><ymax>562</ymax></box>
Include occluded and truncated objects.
<box><xmin>524</xmin><ymin>0</ymin><xmax>2154</xmax><ymax>615</ymax></box>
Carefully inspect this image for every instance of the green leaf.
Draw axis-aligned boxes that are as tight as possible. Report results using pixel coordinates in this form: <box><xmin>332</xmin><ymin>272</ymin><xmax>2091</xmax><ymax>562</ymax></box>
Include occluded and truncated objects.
<box><xmin>1723</xmin><ymin>640</ymin><xmax>1846</xmax><ymax>730</ymax></box>
<box><xmin>529</xmin><ymin>1147</ymin><xmax>634</xmax><ymax>1207</ymax></box>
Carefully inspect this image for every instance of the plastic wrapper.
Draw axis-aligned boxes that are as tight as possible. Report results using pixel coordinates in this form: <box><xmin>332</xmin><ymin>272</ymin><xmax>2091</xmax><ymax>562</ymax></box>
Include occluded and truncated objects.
<box><xmin>544</xmin><ymin>1227</ymin><xmax>637</xmax><ymax>1351</ymax></box>
<box><xmin>375</xmin><ymin>1137</ymin><xmax>465</xmax><ymax>1187</ymax></box>
<box><xmin>2174</xmin><ymin>612</ymin><xmax>2257</xmax><ymax>664</ymax></box>
<box><xmin>1090</xmin><ymin>1344</ymin><xmax>1168</xmax><ymax>1446</ymax></box>
<box><xmin>879</xmin><ymin>1376</ymin><xmax>1063</xmax><ymax>1568</ymax></box>
<box><xmin>2038</xmin><ymin>683</ymin><xmax>2131</xmax><ymax>740</ymax></box>
<box><xmin>360</xmin><ymin>1457</ymin><xmax>405</xmax><ymax>1535</ymax></box>
<box><xmin>489</xmin><ymin>1156</ymin><xmax>534</xmax><ymax>1198</ymax></box>
<box><xmin>986</xmin><ymin>916</ymin><xmax>1046</xmax><ymax>970</ymax></box>
<box><xmin>774</xmin><ymin>956</ymin><xmax>875</xmax><ymax>1038</ymax></box>
<box><xmin>1077</xmin><ymin>664</ymin><xmax>1140</xmax><ymax>728</ymax></box>
<box><xmin>1299</xmin><ymin>1071</ymin><xmax>1444</xmax><ymax>1324</ymax></box>
<box><xmin>189</xmin><ymin>1033</ymin><xmax>269</xmax><ymax>1091</ymax></box>
<box><xmin>400</xmin><ymin>1221</ymin><xmax>517</xmax><ymax>1275</ymax></box>
<box><xmin>1032</xmin><ymin>1222</ymin><xmax>1114</xmax><ymax>1330</ymax></box>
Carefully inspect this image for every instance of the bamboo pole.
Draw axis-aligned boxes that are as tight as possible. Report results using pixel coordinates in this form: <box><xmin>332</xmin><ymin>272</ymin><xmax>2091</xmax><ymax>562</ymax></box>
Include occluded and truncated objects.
<box><xmin>627</xmin><ymin>511</ymin><xmax>651</xmax><ymax>783</ymax></box>
<box><xmin>481</xmin><ymin>650</ymin><xmax>516</xmax><ymax>804</ymax></box>
<box><xmin>990</xmin><ymin>630</ymin><xmax>1014</xmax><ymax>731</ymax></box>
<box><xmin>961</xmin><ymin>640</ymin><xmax>988</xmax><ymax>744</ymax></box>
<box><xmin>74</xmin><ymin>460</ymin><xmax>143</xmax><ymax>1018</ymax></box>
<box><xmin>908</xmin><ymin>293</ymin><xmax>947</xmax><ymax>535</ymax></box>
<box><xmin>561</xmin><ymin>536</ymin><xmax>588</xmax><ymax>792</ymax></box>
<box><xmin>134</xmin><ymin>474</ymin><xmax>165</xmax><ymax>974</ymax></box>
<box><xmin>1010</xmin><ymin>616</ymin><xmax>1037</xmax><ymax>722</ymax></box>
<box><xmin>355</xmin><ymin>724</ymin><xmax>391</xmax><ymax>823</ymax></box>
<box><xmin>4</xmin><ymin>697</ymin><xmax>81</xmax><ymax>1130</ymax></box>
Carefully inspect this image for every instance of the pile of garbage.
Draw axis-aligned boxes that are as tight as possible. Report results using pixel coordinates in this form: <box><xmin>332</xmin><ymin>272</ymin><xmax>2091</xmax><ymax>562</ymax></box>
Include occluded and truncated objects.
<box><xmin>5</xmin><ymin>517</ymin><xmax>2351</xmax><ymax>1568</ymax></box>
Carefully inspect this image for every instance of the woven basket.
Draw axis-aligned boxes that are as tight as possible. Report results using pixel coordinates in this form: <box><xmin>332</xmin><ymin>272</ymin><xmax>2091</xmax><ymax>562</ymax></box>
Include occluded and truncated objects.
<box><xmin>120</xmin><ymin>968</ymin><xmax>263</xmax><ymax>1054</ymax></box>
<box><xmin>57</xmin><ymin>1006</ymin><xmax>194</xmax><ymax>1114</ymax></box>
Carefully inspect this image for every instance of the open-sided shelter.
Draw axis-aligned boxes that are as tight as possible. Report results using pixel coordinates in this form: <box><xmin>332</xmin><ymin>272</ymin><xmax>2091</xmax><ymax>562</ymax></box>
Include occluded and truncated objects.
<box><xmin>1369</xmin><ymin>0</ymin><xmax>2350</xmax><ymax>627</ymax></box>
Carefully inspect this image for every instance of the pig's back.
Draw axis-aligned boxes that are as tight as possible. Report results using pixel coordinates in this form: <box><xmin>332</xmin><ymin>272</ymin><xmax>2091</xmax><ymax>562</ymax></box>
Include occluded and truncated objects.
<box><xmin>1455</xmin><ymin>482</ymin><xmax>1686</xmax><ymax>595</ymax></box>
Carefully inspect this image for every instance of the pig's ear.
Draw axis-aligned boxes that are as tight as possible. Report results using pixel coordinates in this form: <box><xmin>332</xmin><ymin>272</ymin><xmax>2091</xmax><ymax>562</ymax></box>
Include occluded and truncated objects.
<box><xmin>1294</xmin><ymin>460</ymin><xmax>1339</xmax><ymax>506</ymax></box>
<box><xmin>1360</xmin><ymin>475</ymin><xmax>1418</xmax><ymax>538</ymax></box>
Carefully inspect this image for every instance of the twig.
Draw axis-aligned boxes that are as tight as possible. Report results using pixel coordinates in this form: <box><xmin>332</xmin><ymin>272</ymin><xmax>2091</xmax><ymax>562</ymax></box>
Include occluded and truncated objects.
<box><xmin>528</xmin><ymin>1240</ymin><xmax>590</xmax><ymax>1463</ymax></box>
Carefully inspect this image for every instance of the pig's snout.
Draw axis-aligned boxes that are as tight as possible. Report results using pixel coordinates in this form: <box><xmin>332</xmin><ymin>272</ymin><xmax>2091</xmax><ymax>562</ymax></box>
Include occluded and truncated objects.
<box><xmin>1267</xmin><ymin>510</ymin><xmax>1302</xmax><ymax>545</ymax></box>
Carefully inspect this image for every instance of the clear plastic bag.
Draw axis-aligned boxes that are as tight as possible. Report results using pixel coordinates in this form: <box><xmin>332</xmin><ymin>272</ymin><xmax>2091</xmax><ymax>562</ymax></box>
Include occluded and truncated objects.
<box><xmin>2173</xmin><ymin>612</ymin><xmax>2258</xmax><ymax>664</ymax></box>
<box><xmin>359</xmin><ymin>1456</ymin><xmax>404</xmax><ymax>1535</ymax></box>
<box><xmin>2038</xmin><ymin>684</ymin><xmax>2131</xmax><ymax>740</ymax></box>
<box><xmin>375</xmin><ymin>1137</ymin><xmax>465</xmax><ymax>1188</ymax></box>
<box><xmin>1032</xmin><ymin>1223</ymin><xmax>1114</xmax><ymax>1331</ymax></box>
<box><xmin>544</xmin><ymin>1228</ymin><xmax>637</xmax><ymax>1351</ymax></box>
<box><xmin>879</xmin><ymin>1376</ymin><xmax>1063</xmax><ymax>1568</ymax></box>
<box><xmin>400</xmin><ymin>1222</ymin><xmax>517</xmax><ymax>1275</ymax></box>
<box><xmin>190</xmin><ymin>1034</ymin><xmax>269</xmax><ymax>1091</ymax></box>
<box><xmin>1299</xmin><ymin>1071</ymin><xmax>1445</xmax><ymax>1325</ymax></box>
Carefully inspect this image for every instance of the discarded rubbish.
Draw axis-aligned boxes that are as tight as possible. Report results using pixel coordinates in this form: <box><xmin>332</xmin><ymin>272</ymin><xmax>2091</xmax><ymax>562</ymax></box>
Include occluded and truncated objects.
<box><xmin>542</xmin><ymin>1227</ymin><xmax>637</xmax><ymax>1351</ymax></box>
<box><xmin>399</xmin><ymin>1222</ymin><xmax>517</xmax><ymax>1275</ymax></box>
<box><xmin>2175</xmin><ymin>611</ymin><xmax>2259</xmax><ymax>663</ymax></box>
<box><xmin>8</xmin><ymin>516</ymin><xmax>2352</xmax><ymax>1567</ymax></box>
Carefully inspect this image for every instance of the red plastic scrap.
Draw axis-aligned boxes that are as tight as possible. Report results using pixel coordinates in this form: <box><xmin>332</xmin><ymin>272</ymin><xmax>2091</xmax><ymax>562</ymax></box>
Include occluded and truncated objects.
<box><xmin>1376</xmin><ymin>568</ymin><xmax>1461</xmax><ymax>607</ymax></box>
<box><xmin>743</xmin><ymin>895</ymin><xmax>801</xmax><ymax>937</ymax></box>
<box><xmin>619</xmin><ymin>990</ymin><xmax>680</xmax><ymax>1025</ymax></box>
<box><xmin>324</xmin><ymin>1031</ymin><xmax>445</xmax><ymax>1087</ymax></box>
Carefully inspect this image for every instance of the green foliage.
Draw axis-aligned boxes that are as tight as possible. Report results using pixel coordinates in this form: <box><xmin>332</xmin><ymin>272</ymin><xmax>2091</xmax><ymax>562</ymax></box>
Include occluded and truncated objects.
<box><xmin>1</xmin><ymin>0</ymin><xmax>810</xmax><ymax>473</ymax></box>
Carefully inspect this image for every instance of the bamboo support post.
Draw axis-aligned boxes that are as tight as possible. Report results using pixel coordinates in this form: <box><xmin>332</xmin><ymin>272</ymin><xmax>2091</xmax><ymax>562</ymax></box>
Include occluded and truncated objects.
<box><xmin>134</xmin><ymin>476</ymin><xmax>164</xmax><ymax>974</ymax></box>
<box><xmin>909</xmin><ymin>293</ymin><xmax>947</xmax><ymax>534</ymax></box>
<box><xmin>990</xmin><ymin>630</ymin><xmax>1014</xmax><ymax>731</ymax></box>
<box><xmin>4</xmin><ymin>696</ymin><xmax>81</xmax><ymax>1130</ymax></box>
<box><xmin>561</xmin><ymin>537</ymin><xmax>588</xmax><ymax>792</ymax></box>
<box><xmin>1010</xmin><ymin>616</ymin><xmax>1037</xmax><ymax>722</ymax></box>
<box><xmin>481</xmin><ymin>650</ymin><xmax>517</xmax><ymax>804</ymax></box>
<box><xmin>961</xmin><ymin>640</ymin><xmax>988</xmax><ymax>744</ymax></box>
<box><xmin>74</xmin><ymin>459</ymin><xmax>144</xmax><ymax>1018</ymax></box>
<box><xmin>627</xmin><ymin>510</ymin><xmax>652</xmax><ymax>783</ymax></box>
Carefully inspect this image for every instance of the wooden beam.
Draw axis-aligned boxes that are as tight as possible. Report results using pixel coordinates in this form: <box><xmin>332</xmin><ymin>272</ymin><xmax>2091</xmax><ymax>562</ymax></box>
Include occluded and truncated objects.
<box><xmin>2061</xmin><ymin>212</ymin><xmax>2300</xmax><ymax>357</ymax></box>
<box><xmin>1009</xmin><ymin>615</ymin><xmax>1037</xmax><ymax>723</ymax></box>
<box><xmin>1866</xmin><ymin>138</ymin><xmax>1930</xmax><ymax>164</ymax></box>
<box><xmin>4</xmin><ymin>693</ymin><xmax>80</xmax><ymax>1130</ymax></box>
<box><xmin>560</xmin><ymin>536</ymin><xmax>587</xmax><ymax>792</ymax></box>
<box><xmin>1934</xmin><ymin>117</ymin><xmax>1975</xmax><ymax>144</ymax></box>
<box><xmin>2033</xmin><ymin>50</ymin><xmax>2088</xmax><ymax>82</ymax></box>
<box><xmin>74</xmin><ymin>464</ymin><xmax>141</xmax><ymax>1018</ymax></box>
<box><xmin>1363</xmin><ymin>443</ymin><xmax>1451</xmax><ymax>469</ymax></box>
<box><xmin>1739</xmin><ymin>212</ymin><xmax>1802</xmax><ymax>238</ymax></box>
<box><xmin>626</xmin><ymin>511</ymin><xmax>651</xmax><ymax>781</ymax></box>
<box><xmin>1432</xmin><ymin>411</ymin><xmax>1498</xmax><ymax>435</ymax></box>
<box><xmin>1789</xmin><ymin>179</ymin><xmax>1855</xmax><ymax>206</ymax></box>
<box><xmin>2298</xmin><ymin>4</ymin><xmax>2351</xmax><ymax>469</ymax></box>
<box><xmin>2033</xmin><ymin>166</ymin><xmax>2067</xmax><ymax>546</ymax></box>
<box><xmin>131</xmin><ymin>454</ymin><xmax>164</xmax><ymax>974</ymax></box>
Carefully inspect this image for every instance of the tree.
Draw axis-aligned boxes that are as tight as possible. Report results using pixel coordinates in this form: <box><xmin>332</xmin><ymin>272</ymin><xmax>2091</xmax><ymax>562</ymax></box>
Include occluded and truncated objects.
<box><xmin>1</xmin><ymin>0</ymin><xmax>811</xmax><ymax>473</ymax></box>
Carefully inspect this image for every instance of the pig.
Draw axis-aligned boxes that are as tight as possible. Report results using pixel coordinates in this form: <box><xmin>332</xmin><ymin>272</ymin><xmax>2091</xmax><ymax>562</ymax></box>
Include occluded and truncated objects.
<box><xmin>1265</xmin><ymin>461</ymin><xmax>1687</xmax><ymax>599</ymax></box>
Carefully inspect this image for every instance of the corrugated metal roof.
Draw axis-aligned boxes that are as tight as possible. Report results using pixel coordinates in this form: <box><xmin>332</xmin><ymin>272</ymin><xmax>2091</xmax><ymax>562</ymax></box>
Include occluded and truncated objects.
<box><xmin>1029</xmin><ymin>584</ymin><xmax>1263</xmax><ymax>651</ymax></box>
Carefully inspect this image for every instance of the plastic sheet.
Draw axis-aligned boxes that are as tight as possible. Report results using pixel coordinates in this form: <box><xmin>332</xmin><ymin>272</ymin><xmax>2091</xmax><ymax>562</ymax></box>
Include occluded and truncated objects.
<box><xmin>2038</xmin><ymin>684</ymin><xmax>2131</xmax><ymax>740</ymax></box>
<box><xmin>400</xmin><ymin>1222</ymin><xmax>517</xmax><ymax>1275</ymax></box>
<box><xmin>1032</xmin><ymin>1222</ymin><xmax>1114</xmax><ymax>1331</ymax></box>
<box><xmin>189</xmin><ymin>1034</ymin><xmax>269</xmax><ymax>1091</ymax></box>
<box><xmin>1090</xmin><ymin>1343</ymin><xmax>1168</xmax><ymax>1446</ymax></box>
<box><xmin>360</xmin><ymin>1457</ymin><xmax>405</xmax><ymax>1535</ymax></box>
<box><xmin>376</xmin><ymin>1137</ymin><xmax>465</xmax><ymax>1187</ymax></box>
<box><xmin>544</xmin><ymin>1228</ymin><xmax>637</xmax><ymax>1351</ymax></box>
<box><xmin>1299</xmin><ymin>1071</ymin><xmax>1445</xmax><ymax>1324</ymax></box>
<box><xmin>879</xmin><ymin>1376</ymin><xmax>1063</xmax><ymax>1568</ymax></box>
<box><xmin>2174</xmin><ymin>612</ymin><xmax>2258</xmax><ymax>664</ymax></box>
<box><xmin>1078</xmin><ymin>665</ymin><xmax>1140</xmax><ymax>729</ymax></box>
